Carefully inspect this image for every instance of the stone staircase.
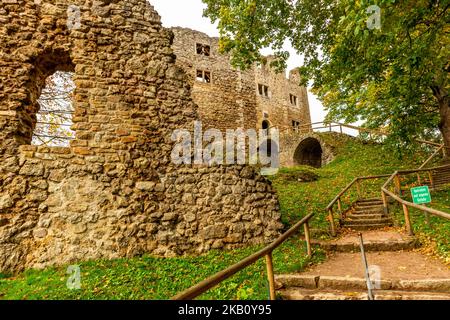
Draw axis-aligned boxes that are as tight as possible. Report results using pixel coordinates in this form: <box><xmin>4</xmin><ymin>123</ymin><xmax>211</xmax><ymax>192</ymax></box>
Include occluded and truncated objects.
<box><xmin>276</xmin><ymin>275</ymin><xmax>450</xmax><ymax>300</ymax></box>
<box><xmin>432</xmin><ymin>165</ymin><xmax>450</xmax><ymax>189</ymax></box>
<box><xmin>340</xmin><ymin>198</ymin><xmax>393</xmax><ymax>231</ymax></box>
<box><xmin>275</xmin><ymin>231</ymin><xmax>450</xmax><ymax>300</ymax></box>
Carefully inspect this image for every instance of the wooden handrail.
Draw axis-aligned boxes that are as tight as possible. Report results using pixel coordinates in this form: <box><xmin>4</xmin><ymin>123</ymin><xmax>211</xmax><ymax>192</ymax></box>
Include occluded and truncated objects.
<box><xmin>173</xmin><ymin>123</ymin><xmax>448</xmax><ymax>300</ymax></box>
<box><xmin>326</xmin><ymin>178</ymin><xmax>358</xmax><ymax>211</ymax></box>
<box><xmin>382</xmin><ymin>188</ymin><xmax>450</xmax><ymax>220</ymax></box>
<box><xmin>383</xmin><ymin>164</ymin><xmax>450</xmax><ymax>180</ymax></box>
<box><xmin>419</xmin><ymin>145</ymin><xmax>445</xmax><ymax>169</ymax></box>
<box><xmin>415</xmin><ymin>139</ymin><xmax>449</xmax><ymax>149</ymax></box>
<box><xmin>171</xmin><ymin>213</ymin><xmax>315</xmax><ymax>300</ymax></box>
<box><xmin>326</xmin><ymin>174</ymin><xmax>392</xmax><ymax>211</ymax></box>
<box><xmin>282</xmin><ymin>122</ymin><xmax>446</xmax><ymax>156</ymax></box>
<box><xmin>381</xmin><ymin>164</ymin><xmax>450</xmax><ymax>235</ymax></box>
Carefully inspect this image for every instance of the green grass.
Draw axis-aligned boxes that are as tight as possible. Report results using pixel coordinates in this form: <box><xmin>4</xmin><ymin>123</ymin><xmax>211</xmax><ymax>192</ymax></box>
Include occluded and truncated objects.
<box><xmin>1</xmin><ymin>133</ymin><xmax>448</xmax><ymax>300</ymax></box>
<box><xmin>0</xmin><ymin>238</ymin><xmax>325</xmax><ymax>300</ymax></box>
<box><xmin>391</xmin><ymin>188</ymin><xmax>450</xmax><ymax>263</ymax></box>
<box><xmin>269</xmin><ymin>134</ymin><xmax>423</xmax><ymax>231</ymax></box>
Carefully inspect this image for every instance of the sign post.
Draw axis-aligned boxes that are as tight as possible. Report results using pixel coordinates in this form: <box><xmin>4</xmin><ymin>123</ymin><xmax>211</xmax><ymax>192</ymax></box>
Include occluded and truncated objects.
<box><xmin>410</xmin><ymin>186</ymin><xmax>432</xmax><ymax>224</ymax></box>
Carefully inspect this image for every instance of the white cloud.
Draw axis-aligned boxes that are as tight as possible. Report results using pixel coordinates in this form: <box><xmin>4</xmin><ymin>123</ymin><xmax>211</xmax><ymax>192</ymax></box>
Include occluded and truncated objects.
<box><xmin>150</xmin><ymin>0</ymin><xmax>326</xmax><ymax>123</ymax></box>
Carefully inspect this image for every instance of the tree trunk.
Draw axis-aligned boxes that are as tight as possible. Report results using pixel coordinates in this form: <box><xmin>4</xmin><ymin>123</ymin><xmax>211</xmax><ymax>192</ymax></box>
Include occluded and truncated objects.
<box><xmin>432</xmin><ymin>85</ymin><xmax>450</xmax><ymax>162</ymax></box>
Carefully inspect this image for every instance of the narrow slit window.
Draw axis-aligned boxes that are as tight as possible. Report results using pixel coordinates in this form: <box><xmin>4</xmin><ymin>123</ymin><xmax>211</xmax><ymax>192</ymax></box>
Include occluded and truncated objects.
<box><xmin>32</xmin><ymin>71</ymin><xmax>75</xmax><ymax>147</ymax></box>
<box><xmin>292</xmin><ymin>120</ymin><xmax>301</xmax><ymax>131</ymax></box>
<box><xmin>290</xmin><ymin>94</ymin><xmax>298</xmax><ymax>106</ymax></box>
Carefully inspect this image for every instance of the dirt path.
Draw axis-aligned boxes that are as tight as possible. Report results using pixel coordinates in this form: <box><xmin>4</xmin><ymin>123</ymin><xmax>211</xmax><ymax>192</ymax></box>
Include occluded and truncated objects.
<box><xmin>303</xmin><ymin>249</ymin><xmax>450</xmax><ymax>280</ymax></box>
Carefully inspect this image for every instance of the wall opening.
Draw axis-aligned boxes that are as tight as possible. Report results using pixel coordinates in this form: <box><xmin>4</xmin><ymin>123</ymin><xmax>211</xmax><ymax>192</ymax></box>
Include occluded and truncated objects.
<box><xmin>196</xmin><ymin>43</ymin><xmax>211</xmax><ymax>56</ymax></box>
<box><xmin>196</xmin><ymin>69</ymin><xmax>211</xmax><ymax>83</ymax></box>
<box><xmin>290</xmin><ymin>94</ymin><xmax>298</xmax><ymax>106</ymax></box>
<box><xmin>258</xmin><ymin>84</ymin><xmax>269</xmax><ymax>97</ymax></box>
<box><xmin>262</xmin><ymin>120</ymin><xmax>270</xmax><ymax>130</ymax></box>
<box><xmin>294</xmin><ymin>138</ymin><xmax>323</xmax><ymax>168</ymax></box>
<box><xmin>259</xmin><ymin>138</ymin><xmax>278</xmax><ymax>158</ymax></box>
<box><xmin>32</xmin><ymin>71</ymin><xmax>76</xmax><ymax>147</ymax></box>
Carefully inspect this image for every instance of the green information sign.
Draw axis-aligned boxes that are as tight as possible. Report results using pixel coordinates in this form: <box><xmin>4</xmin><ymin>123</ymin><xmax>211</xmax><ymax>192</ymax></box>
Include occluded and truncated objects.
<box><xmin>411</xmin><ymin>186</ymin><xmax>432</xmax><ymax>205</ymax></box>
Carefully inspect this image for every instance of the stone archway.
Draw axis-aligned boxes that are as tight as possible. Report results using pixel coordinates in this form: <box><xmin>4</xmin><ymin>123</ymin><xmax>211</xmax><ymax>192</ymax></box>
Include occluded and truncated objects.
<box><xmin>293</xmin><ymin>137</ymin><xmax>323</xmax><ymax>168</ymax></box>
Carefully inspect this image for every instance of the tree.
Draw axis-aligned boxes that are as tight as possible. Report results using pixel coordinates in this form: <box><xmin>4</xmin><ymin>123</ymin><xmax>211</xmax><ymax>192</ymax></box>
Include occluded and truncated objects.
<box><xmin>33</xmin><ymin>71</ymin><xmax>75</xmax><ymax>147</ymax></box>
<box><xmin>202</xmin><ymin>0</ymin><xmax>449</xmax><ymax>158</ymax></box>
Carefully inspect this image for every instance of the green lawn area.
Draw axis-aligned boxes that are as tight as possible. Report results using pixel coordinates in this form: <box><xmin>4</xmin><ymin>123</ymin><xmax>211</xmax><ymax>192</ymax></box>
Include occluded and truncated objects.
<box><xmin>0</xmin><ymin>238</ymin><xmax>325</xmax><ymax>300</ymax></box>
<box><xmin>391</xmin><ymin>188</ymin><xmax>450</xmax><ymax>263</ymax></box>
<box><xmin>1</xmin><ymin>134</ymin><xmax>448</xmax><ymax>300</ymax></box>
<box><xmin>269</xmin><ymin>134</ymin><xmax>425</xmax><ymax>231</ymax></box>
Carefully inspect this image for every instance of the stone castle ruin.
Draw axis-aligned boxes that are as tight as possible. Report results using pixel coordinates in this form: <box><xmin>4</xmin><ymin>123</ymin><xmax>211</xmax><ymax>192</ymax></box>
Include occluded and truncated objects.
<box><xmin>170</xmin><ymin>27</ymin><xmax>312</xmax><ymax>133</ymax></box>
<box><xmin>0</xmin><ymin>0</ymin><xmax>283</xmax><ymax>273</ymax></box>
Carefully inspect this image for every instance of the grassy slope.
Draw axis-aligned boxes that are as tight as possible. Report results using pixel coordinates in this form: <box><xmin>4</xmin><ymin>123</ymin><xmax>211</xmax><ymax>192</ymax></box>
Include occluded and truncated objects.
<box><xmin>1</xmin><ymin>134</ymin><xmax>448</xmax><ymax>300</ymax></box>
<box><xmin>269</xmin><ymin>134</ymin><xmax>424</xmax><ymax>231</ymax></box>
<box><xmin>391</xmin><ymin>188</ymin><xmax>450</xmax><ymax>263</ymax></box>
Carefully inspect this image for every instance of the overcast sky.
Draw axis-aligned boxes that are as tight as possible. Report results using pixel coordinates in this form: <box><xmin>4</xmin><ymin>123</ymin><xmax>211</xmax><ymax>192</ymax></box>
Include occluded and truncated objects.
<box><xmin>150</xmin><ymin>0</ymin><xmax>327</xmax><ymax>123</ymax></box>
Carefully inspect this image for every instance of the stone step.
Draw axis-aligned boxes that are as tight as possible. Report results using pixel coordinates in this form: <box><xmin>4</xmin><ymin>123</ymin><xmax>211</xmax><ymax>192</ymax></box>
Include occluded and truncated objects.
<box><xmin>346</xmin><ymin>213</ymin><xmax>385</xmax><ymax>220</ymax></box>
<box><xmin>434</xmin><ymin>173</ymin><xmax>450</xmax><ymax>178</ymax></box>
<box><xmin>357</xmin><ymin>198</ymin><xmax>382</xmax><ymax>202</ymax></box>
<box><xmin>356</xmin><ymin>199</ymin><xmax>383</xmax><ymax>206</ymax></box>
<box><xmin>341</xmin><ymin>223</ymin><xmax>393</xmax><ymax>231</ymax></box>
<box><xmin>354</xmin><ymin>204</ymin><xmax>385</xmax><ymax>210</ymax></box>
<box><xmin>316</xmin><ymin>238</ymin><xmax>418</xmax><ymax>253</ymax></box>
<box><xmin>353</xmin><ymin>202</ymin><xmax>383</xmax><ymax>208</ymax></box>
<box><xmin>433</xmin><ymin>178</ymin><xmax>450</xmax><ymax>184</ymax></box>
<box><xmin>275</xmin><ymin>275</ymin><xmax>450</xmax><ymax>293</ymax></box>
<box><xmin>353</xmin><ymin>207</ymin><xmax>384</xmax><ymax>214</ymax></box>
<box><xmin>342</xmin><ymin>217</ymin><xmax>392</xmax><ymax>225</ymax></box>
<box><xmin>279</xmin><ymin>288</ymin><xmax>450</xmax><ymax>300</ymax></box>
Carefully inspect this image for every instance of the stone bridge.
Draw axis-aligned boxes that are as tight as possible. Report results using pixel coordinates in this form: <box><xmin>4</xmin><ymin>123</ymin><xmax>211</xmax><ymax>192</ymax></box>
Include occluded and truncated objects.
<box><xmin>279</xmin><ymin>132</ymin><xmax>336</xmax><ymax>168</ymax></box>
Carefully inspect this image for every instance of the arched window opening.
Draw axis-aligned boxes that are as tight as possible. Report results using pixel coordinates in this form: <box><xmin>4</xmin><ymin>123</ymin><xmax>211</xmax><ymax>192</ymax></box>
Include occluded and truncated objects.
<box><xmin>32</xmin><ymin>71</ymin><xmax>75</xmax><ymax>147</ymax></box>
<box><xmin>262</xmin><ymin>120</ymin><xmax>270</xmax><ymax>130</ymax></box>
<box><xmin>294</xmin><ymin>138</ymin><xmax>323</xmax><ymax>168</ymax></box>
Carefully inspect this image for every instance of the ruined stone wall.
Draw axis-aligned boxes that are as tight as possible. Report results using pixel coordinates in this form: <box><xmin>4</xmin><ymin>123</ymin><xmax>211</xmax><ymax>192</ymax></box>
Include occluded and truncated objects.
<box><xmin>255</xmin><ymin>56</ymin><xmax>312</xmax><ymax>132</ymax></box>
<box><xmin>170</xmin><ymin>27</ymin><xmax>257</xmax><ymax>131</ymax></box>
<box><xmin>170</xmin><ymin>28</ymin><xmax>312</xmax><ymax>133</ymax></box>
<box><xmin>0</xmin><ymin>0</ymin><xmax>282</xmax><ymax>273</ymax></box>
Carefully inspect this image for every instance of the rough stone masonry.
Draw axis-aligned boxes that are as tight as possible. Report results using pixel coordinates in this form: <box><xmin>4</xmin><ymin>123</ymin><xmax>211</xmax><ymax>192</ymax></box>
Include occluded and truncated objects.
<box><xmin>0</xmin><ymin>0</ymin><xmax>283</xmax><ymax>273</ymax></box>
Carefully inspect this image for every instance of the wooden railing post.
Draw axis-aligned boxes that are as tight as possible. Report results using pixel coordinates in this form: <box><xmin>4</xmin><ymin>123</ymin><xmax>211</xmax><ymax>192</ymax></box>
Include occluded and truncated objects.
<box><xmin>381</xmin><ymin>191</ymin><xmax>389</xmax><ymax>215</ymax></box>
<box><xmin>394</xmin><ymin>174</ymin><xmax>401</xmax><ymax>196</ymax></box>
<box><xmin>417</xmin><ymin>173</ymin><xmax>422</xmax><ymax>185</ymax></box>
<box><xmin>356</xmin><ymin>179</ymin><xmax>362</xmax><ymax>199</ymax></box>
<box><xmin>328</xmin><ymin>208</ymin><xmax>337</xmax><ymax>237</ymax></box>
<box><xmin>303</xmin><ymin>222</ymin><xmax>312</xmax><ymax>258</ymax></box>
<box><xmin>402</xmin><ymin>204</ymin><xmax>414</xmax><ymax>236</ymax></box>
<box><xmin>265</xmin><ymin>253</ymin><xmax>276</xmax><ymax>300</ymax></box>
<box><xmin>428</xmin><ymin>171</ymin><xmax>435</xmax><ymax>189</ymax></box>
<box><xmin>337</xmin><ymin>198</ymin><xmax>342</xmax><ymax>215</ymax></box>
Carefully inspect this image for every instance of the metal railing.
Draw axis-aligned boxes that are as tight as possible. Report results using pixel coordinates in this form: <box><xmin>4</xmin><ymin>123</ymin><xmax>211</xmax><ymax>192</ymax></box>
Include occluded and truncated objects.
<box><xmin>171</xmin><ymin>213</ymin><xmax>314</xmax><ymax>300</ymax></box>
<box><xmin>359</xmin><ymin>233</ymin><xmax>374</xmax><ymax>300</ymax></box>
